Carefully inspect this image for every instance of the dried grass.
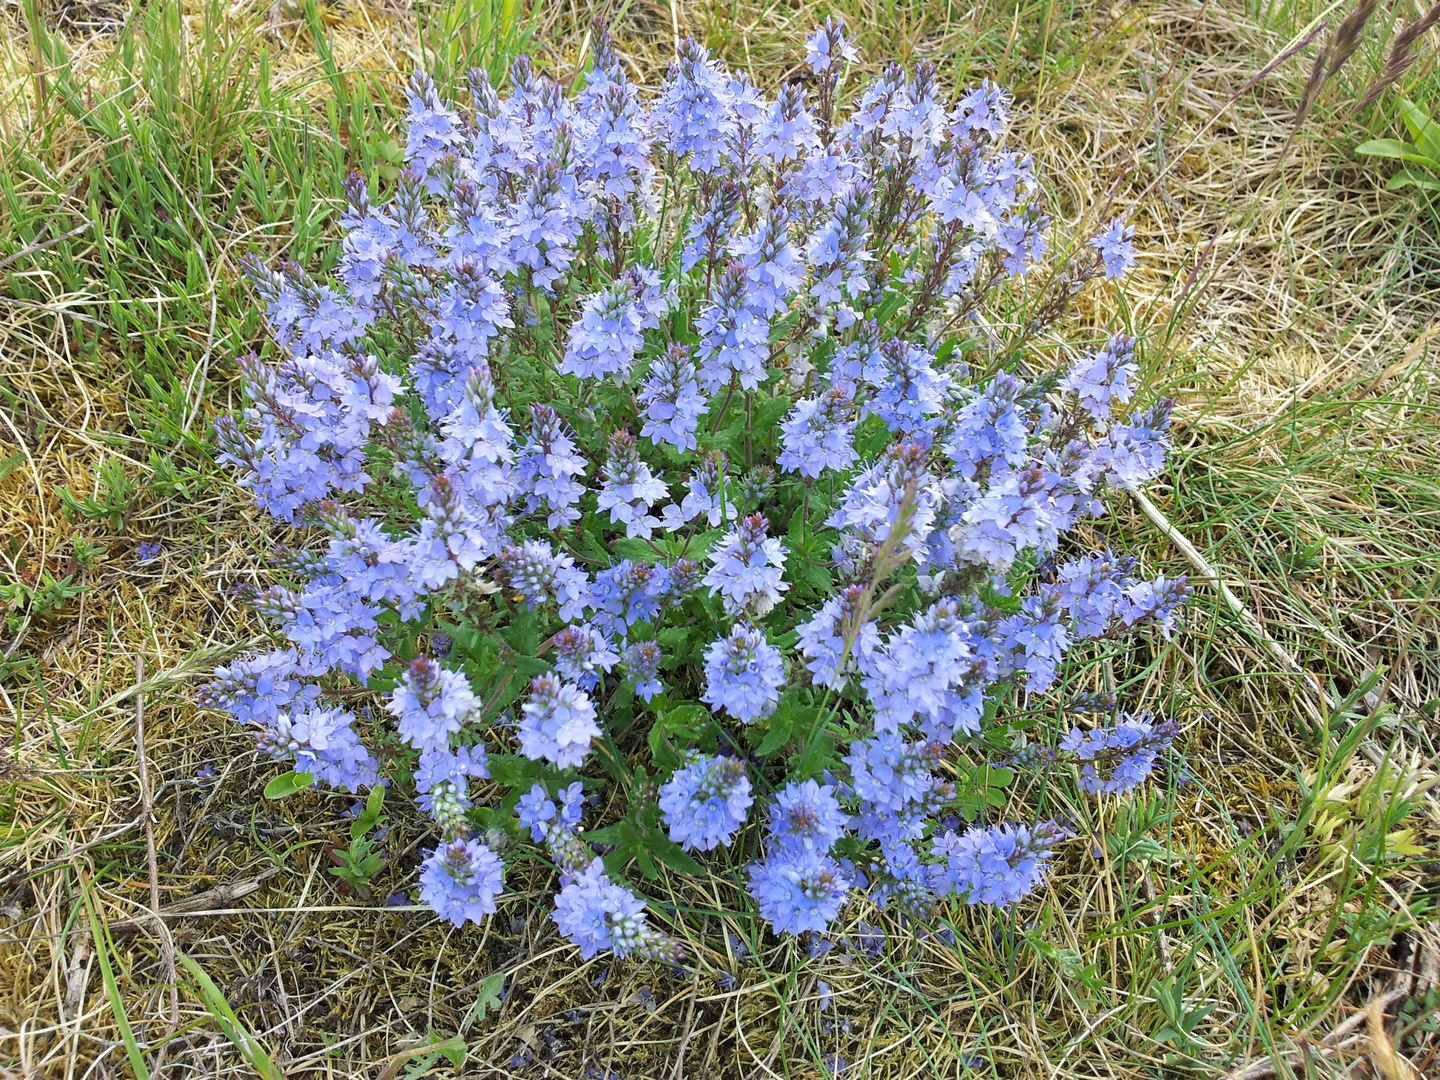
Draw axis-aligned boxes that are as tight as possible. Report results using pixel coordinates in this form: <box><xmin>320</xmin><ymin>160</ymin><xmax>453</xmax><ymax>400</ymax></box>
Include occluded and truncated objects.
<box><xmin>0</xmin><ymin>0</ymin><xmax>1437</xmax><ymax>1077</ymax></box>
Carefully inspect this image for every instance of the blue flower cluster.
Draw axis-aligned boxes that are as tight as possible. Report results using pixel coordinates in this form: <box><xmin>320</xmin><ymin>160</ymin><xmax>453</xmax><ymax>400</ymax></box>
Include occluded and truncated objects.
<box><xmin>207</xmin><ymin>22</ymin><xmax>1188</xmax><ymax>960</ymax></box>
<box><xmin>659</xmin><ymin>753</ymin><xmax>754</xmax><ymax>851</ymax></box>
<box><xmin>519</xmin><ymin>783</ymin><xmax>683</xmax><ymax>961</ymax></box>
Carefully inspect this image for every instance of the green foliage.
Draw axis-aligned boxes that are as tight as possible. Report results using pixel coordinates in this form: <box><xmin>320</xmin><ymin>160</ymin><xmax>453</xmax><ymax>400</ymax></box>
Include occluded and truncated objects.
<box><xmin>0</xmin><ymin>569</ymin><xmax>87</xmax><ymax>620</ymax></box>
<box><xmin>420</xmin><ymin>0</ymin><xmax>542</xmax><ymax>96</ymax></box>
<box><xmin>176</xmin><ymin>951</ymin><xmax>287</xmax><ymax>1080</ymax></box>
<box><xmin>71</xmin><ymin>536</ymin><xmax>106</xmax><ymax>569</ymax></box>
<box><xmin>328</xmin><ymin>786</ymin><xmax>390</xmax><ymax>898</ymax></box>
<box><xmin>1357</xmin><ymin>97</ymin><xmax>1440</xmax><ymax>193</ymax></box>
<box><xmin>57</xmin><ymin>459</ymin><xmax>135</xmax><ymax>531</ymax></box>
<box><xmin>80</xmin><ymin>883</ymin><xmax>152</xmax><ymax>1080</ymax></box>
<box><xmin>587</xmin><ymin>795</ymin><xmax>706</xmax><ymax>880</ymax></box>
<box><xmin>400</xmin><ymin>1033</ymin><xmax>468</xmax><ymax>1077</ymax></box>
<box><xmin>1149</xmin><ymin>975</ymin><xmax>1219</xmax><ymax>1064</ymax></box>
<box><xmin>263</xmin><ymin>771</ymin><xmax>316</xmax><ymax>799</ymax></box>
<box><xmin>467</xmin><ymin>971</ymin><xmax>506</xmax><ymax>1026</ymax></box>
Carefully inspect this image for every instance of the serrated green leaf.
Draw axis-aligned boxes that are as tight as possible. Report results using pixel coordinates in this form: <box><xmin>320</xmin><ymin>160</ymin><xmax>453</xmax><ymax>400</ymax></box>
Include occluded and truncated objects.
<box><xmin>486</xmin><ymin>753</ymin><xmax>548</xmax><ymax>788</ymax></box>
<box><xmin>646</xmin><ymin>833</ymin><xmax>705</xmax><ymax>876</ymax></box>
<box><xmin>789</xmin><ymin>733</ymin><xmax>835</xmax><ymax>780</ymax></box>
<box><xmin>672</xmin><ymin>701</ymin><xmax>707</xmax><ymax>722</ymax></box>
<box><xmin>585</xmin><ymin>823</ymin><xmax>628</xmax><ymax>845</ymax></box>
<box><xmin>503</xmin><ymin>609</ymin><xmax>541</xmax><ymax>656</ymax></box>
<box><xmin>648</xmin><ymin>723</ymin><xmax>683</xmax><ymax>770</ymax></box>
<box><xmin>756</xmin><ymin>718</ymin><xmax>794</xmax><ymax>756</ymax></box>
<box><xmin>615</xmin><ymin>537</ymin><xmax>663</xmax><ymax>563</ymax></box>
<box><xmin>753</xmin><ymin>394</ymin><xmax>792</xmax><ymax>431</ymax></box>
<box><xmin>264</xmin><ymin>771</ymin><xmax>314</xmax><ymax>800</ymax></box>
<box><xmin>469</xmin><ymin>972</ymin><xmax>505</xmax><ymax>1026</ymax></box>
<box><xmin>794</xmin><ymin>560</ymin><xmax>834</xmax><ymax>592</ymax></box>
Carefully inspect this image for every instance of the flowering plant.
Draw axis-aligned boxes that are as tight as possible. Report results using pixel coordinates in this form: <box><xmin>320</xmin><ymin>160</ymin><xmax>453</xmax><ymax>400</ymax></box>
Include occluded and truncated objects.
<box><xmin>205</xmin><ymin>19</ymin><xmax>1189</xmax><ymax>963</ymax></box>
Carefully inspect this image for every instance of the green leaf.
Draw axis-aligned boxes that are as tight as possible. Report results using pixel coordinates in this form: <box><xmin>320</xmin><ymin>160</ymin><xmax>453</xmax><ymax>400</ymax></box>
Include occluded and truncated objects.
<box><xmin>469</xmin><ymin>971</ymin><xmax>506</xmax><ymax>1026</ymax></box>
<box><xmin>986</xmin><ymin>766</ymin><xmax>1016</xmax><ymax>789</ymax></box>
<box><xmin>657</xmin><ymin>625</ymin><xmax>694</xmax><ymax>661</ymax></box>
<box><xmin>351</xmin><ymin>784</ymin><xmax>387</xmax><ymax>840</ymax></box>
<box><xmin>792</xmin><ymin>559</ymin><xmax>834</xmax><ymax>593</ymax></box>
<box><xmin>645</xmin><ymin>832</ymin><xmax>705</xmax><ymax>876</ymax></box>
<box><xmin>595</xmin><ymin>819</ymin><xmax>649</xmax><ymax>877</ymax></box>
<box><xmin>614</xmin><ymin>537</ymin><xmax>663</xmax><ymax>563</ymax></box>
<box><xmin>585</xmin><ymin>822</ymin><xmax>629</xmax><ymax>845</ymax></box>
<box><xmin>753</xmin><ymin>394</ymin><xmax>792</xmax><ymax>432</ymax></box>
<box><xmin>789</xmin><ymin>733</ymin><xmax>836</xmax><ymax>780</ymax></box>
<box><xmin>503</xmin><ymin>609</ymin><xmax>541</xmax><ymax>656</ymax></box>
<box><xmin>1388</xmin><ymin>167</ymin><xmax>1440</xmax><ymax>192</ymax></box>
<box><xmin>647</xmin><ymin>724</ymin><xmax>682</xmax><ymax>770</ymax></box>
<box><xmin>1355</xmin><ymin>137</ymin><xmax>1432</xmax><ymax>164</ymax></box>
<box><xmin>854</xmin><ymin>414</ymin><xmax>892</xmax><ymax>458</ymax></box>
<box><xmin>485</xmin><ymin>753</ymin><xmax>548</xmax><ymax>789</ymax></box>
<box><xmin>401</xmin><ymin>1034</ymin><xmax>468</xmax><ymax>1079</ymax></box>
<box><xmin>756</xmin><ymin>719</ymin><xmax>794</xmax><ymax>757</ymax></box>
<box><xmin>264</xmin><ymin>771</ymin><xmax>314</xmax><ymax>800</ymax></box>
<box><xmin>1400</xmin><ymin>97</ymin><xmax>1440</xmax><ymax>165</ymax></box>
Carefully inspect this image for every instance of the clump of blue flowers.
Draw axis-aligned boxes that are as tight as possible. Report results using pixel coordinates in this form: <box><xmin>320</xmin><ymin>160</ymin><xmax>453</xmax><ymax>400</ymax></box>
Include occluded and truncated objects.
<box><xmin>206</xmin><ymin>20</ymin><xmax>1190</xmax><ymax>964</ymax></box>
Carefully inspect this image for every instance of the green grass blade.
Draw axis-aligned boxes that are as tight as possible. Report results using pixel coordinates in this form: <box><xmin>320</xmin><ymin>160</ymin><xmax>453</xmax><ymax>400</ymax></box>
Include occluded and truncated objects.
<box><xmin>79</xmin><ymin>887</ymin><xmax>152</xmax><ymax>1080</ymax></box>
<box><xmin>176</xmin><ymin>952</ymin><xmax>286</xmax><ymax>1080</ymax></box>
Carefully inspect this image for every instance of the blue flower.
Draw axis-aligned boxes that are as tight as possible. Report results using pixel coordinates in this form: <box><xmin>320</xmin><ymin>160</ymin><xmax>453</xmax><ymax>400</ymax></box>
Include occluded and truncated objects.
<box><xmin>703</xmin><ymin>513</ymin><xmax>789</xmax><ymax>617</ymax></box>
<box><xmin>419</xmin><ymin>838</ymin><xmax>504</xmax><ymax>926</ymax></box>
<box><xmin>596</xmin><ymin>430</ymin><xmax>669</xmax><ymax>539</ymax></box>
<box><xmin>796</xmin><ymin>585</ymin><xmax>880</xmax><ymax>690</ymax></box>
<box><xmin>553</xmin><ymin>858</ymin><xmax>683</xmax><ymax>961</ymax></box>
<box><xmin>804</xmin><ymin>16</ymin><xmax>857</xmax><ymax>75</ymax></box>
<box><xmin>766</xmin><ymin>779</ymin><xmax>845</xmax><ymax>857</ymax></box>
<box><xmin>1089</xmin><ymin>218</ymin><xmax>1137</xmax><ymax>279</ymax></box>
<box><xmin>560</xmin><ymin>272</ymin><xmax>649</xmax><ymax>381</ymax></box>
<box><xmin>622</xmin><ymin>640</ymin><xmax>665</xmax><ymax>701</ymax></box>
<box><xmin>518</xmin><ymin>675</ymin><xmax>601</xmax><ymax>768</ymax></box>
<box><xmin>654</xmin><ymin>39</ymin><xmax>736</xmax><ymax>174</ymax></box>
<box><xmin>730</xmin><ymin>204</ymin><xmax>804</xmax><ymax>318</ymax></box>
<box><xmin>1078</xmin><ymin>399</ymin><xmax>1173</xmax><ymax>491</ymax></box>
<box><xmin>1061</xmin><ymin>334</ymin><xmax>1138</xmax><ymax>421</ymax></box>
<box><xmin>1061</xmin><ymin>714</ymin><xmax>1177</xmax><ymax>794</ymax></box>
<box><xmin>778</xmin><ymin>388</ymin><xmax>857</xmax><ymax>479</ymax></box>
<box><xmin>861</xmin><ymin>340</ymin><xmax>949</xmax><ymax>437</ymax></box>
<box><xmin>659</xmin><ymin>754</ymin><xmax>753</xmax><ymax>851</ymax></box>
<box><xmin>1053</xmin><ymin>551</ymin><xmax>1135</xmax><ymax>639</ymax></box>
<box><xmin>696</xmin><ymin>262</ymin><xmax>770</xmax><ymax>394</ymax></box>
<box><xmin>516</xmin><ymin>404</ymin><xmax>587</xmax><ymax>529</ymax></box>
<box><xmin>1118</xmin><ymin>574</ymin><xmax>1190</xmax><ymax>638</ymax></box>
<box><xmin>387</xmin><ymin>658</ymin><xmax>479</xmax><ymax>754</ymax></box>
<box><xmin>591</xmin><ymin>560</ymin><xmax>668</xmax><ymax>636</ymax></box>
<box><xmin>756</xmin><ymin>84</ymin><xmax>820</xmax><ymax>164</ymax></box>
<box><xmin>932</xmin><ymin>820</ymin><xmax>1065</xmax><ymax>906</ymax></box>
<box><xmin>701</xmin><ymin>623</ymin><xmax>785</xmax><ymax>724</ymax></box>
<box><xmin>253</xmin><ymin>705</ymin><xmax>381</xmax><ymax>792</ymax></box>
<box><xmin>995</xmin><ymin>593</ymin><xmax>1071</xmax><ymax>693</ymax></box>
<box><xmin>747</xmin><ymin>850</ymin><xmax>850</xmax><ymax>936</ymax></box>
<box><xmin>639</xmin><ymin>343</ymin><xmax>707</xmax><ymax>453</ymax></box>
<box><xmin>552</xmin><ymin>623</ymin><xmax>619</xmax><ymax>692</ymax></box>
